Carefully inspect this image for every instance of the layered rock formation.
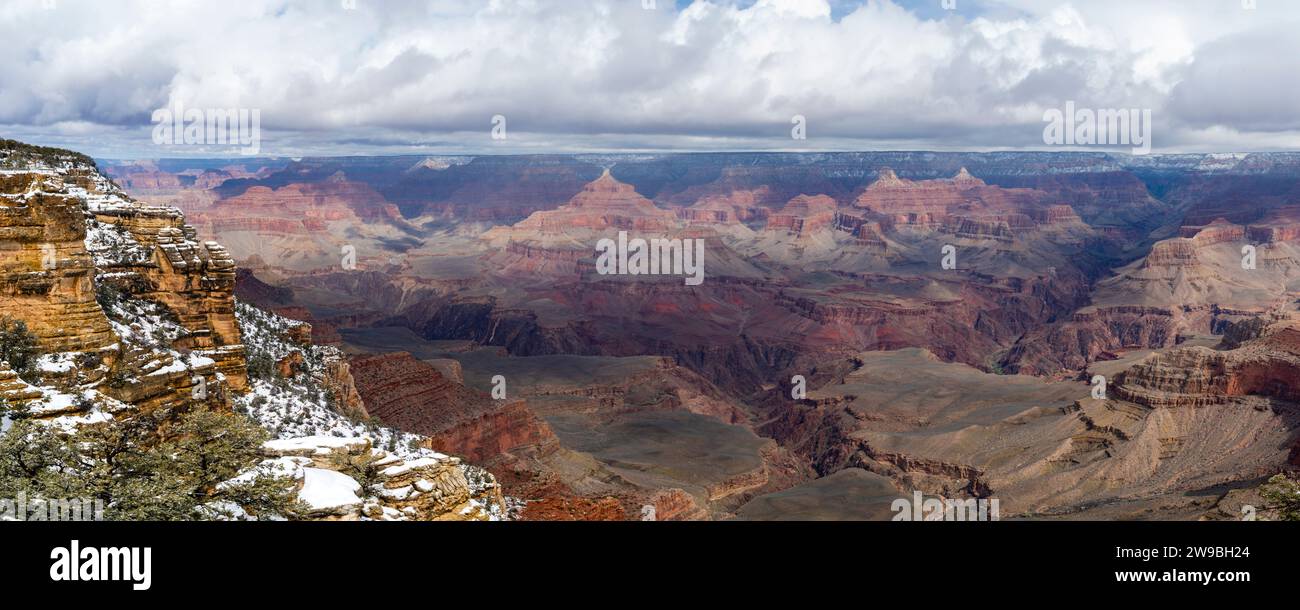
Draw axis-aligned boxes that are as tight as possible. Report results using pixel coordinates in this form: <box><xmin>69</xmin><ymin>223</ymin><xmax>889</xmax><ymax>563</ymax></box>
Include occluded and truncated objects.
<box><xmin>851</xmin><ymin>167</ymin><xmax>1084</xmax><ymax>237</ymax></box>
<box><xmin>93</xmin><ymin>212</ymin><xmax>248</xmax><ymax>391</ymax></box>
<box><xmin>1</xmin><ymin>140</ymin><xmax>510</xmax><ymax>522</ymax></box>
<box><xmin>764</xmin><ymin>194</ymin><xmax>837</xmax><ymax>238</ymax></box>
<box><xmin>517</xmin><ymin>169</ymin><xmax>676</xmax><ymax>232</ymax></box>
<box><xmin>1004</xmin><ymin>213</ymin><xmax>1300</xmax><ymax>375</ymax></box>
<box><xmin>1</xmin><ymin>140</ymin><xmax>244</xmax><ymax>410</ymax></box>
<box><xmin>347</xmin><ymin>351</ymin><xmax>558</xmax><ymax>464</ymax></box>
<box><xmin>0</xmin><ymin>167</ymin><xmax>117</xmax><ymax>356</ymax></box>
<box><xmin>233</xmin><ymin>302</ymin><xmax>510</xmax><ymax>520</ymax></box>
<box><xmin>258</xmin><ymin>436</ymin><xmax>504</xmax><ymax>521</ymax></box>
<box><xmin>202</xmin><ymin>175</ymin><xmax>396</xmax><ymax>230</ymax></box>
<box><xmin>102</xmin><ymin>150</ymin><xmax>1300</xmax><ymax>520</ymax></box>
<box><xmin>755</xmin><ymin>344</ymin><xmax>1299</xmax><ymax>518</ymax></box>
<box><xmin>678</xmin><ymin>189</ymin><xmax>772</xmax><ymax>224</ymax></box>
<box><xmin>481</xmin><ymin>169</ymin><xmax>739</xmax><ymax>278</ymax></box>
<box><xmin>1115</xmin><ymin>323</ymin><xmax>1300</xmax><ymax>408</ymax></box>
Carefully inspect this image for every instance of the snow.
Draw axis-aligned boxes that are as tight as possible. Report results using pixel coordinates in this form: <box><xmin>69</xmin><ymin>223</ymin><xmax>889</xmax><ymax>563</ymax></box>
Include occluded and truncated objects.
<box><xmin>84</xmin><ymin>218</ymin><xmax>152</xmax><ymax>267</ymax></box>
<box><xmin>232</xmin><ymin>302</ymin><xmax>436</xmax><ymax>459</ymax></box>
<box><xmin>145</xmin><ymin>358</ymin><xmax>188</xmax><ymax>376</ymax></box>
<box><xmin>369</xmin><ymin>450</ymin><xmax>402</xmax><ymax>467</ymax></box>
<box><xmin>36</xmin><ymin>354</ymin><xmax>76</xmax><ymax>374</ymax></box>
<box><xmin>380</xmin><ymin>456</ymin><xmax>450</xmax><ymax>478</ymax></box>
<box><xmin>299</xmin><ymin>468</ymin><xmax>362</xmax><ymax>512</ymax></box>
<box><xmin>263</xmin><ymin>436</ymin><xmax>369</xmax><ymax>456</ymax></box>
<box><xmin>141</xmin><ymin>352</ymin><xmax>213</xmax><ymax>377</ymax></box>
<box><xmin>33</xmin><ymin>390</ymin><xmax>79</xmax><ymax>414</ymax></box>
<box><xmin>378</xmin><ymin>485</ymin><xmax>414</xmax><ymax>500</ymax></box>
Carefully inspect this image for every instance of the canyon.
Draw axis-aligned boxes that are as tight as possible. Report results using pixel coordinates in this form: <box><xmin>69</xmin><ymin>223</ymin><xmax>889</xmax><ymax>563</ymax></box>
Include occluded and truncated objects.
<box><xmin>91</xmin><ymin>149</ymin><xmax>1300</xmax><ymax>520</ymax></box>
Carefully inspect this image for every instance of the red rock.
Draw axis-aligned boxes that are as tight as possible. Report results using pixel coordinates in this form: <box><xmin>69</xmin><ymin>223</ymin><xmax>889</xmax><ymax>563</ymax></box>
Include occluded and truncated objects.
<box><xmin>513</xmin><ymin>169</ymin><xmax>676</xmax><ymax>233</ymax></box>
<box><xmin>276</xmin><ymin>351</ymin><xmax>306</xmax><ymax>378</ymax></box>
<box><xmin>851</xmin><ymin>168</ymin><xmax>1081</xmax><ymax>241</ymax></box>
<box><xmin>347</xmin><ymin>352</ymin><xmax>557</xmax><ymax>463</ymax></box>
<box><xmin>678</xmin><ymin>189</ymin><xmax>772</xmax><ymax>224</ymax></box>
<box><xmin>1116</xmin><ymin>322</ymin><xmax>1300</xmax><ymax>408</ymax></box>
<box><xmin>764</xmin><ymin>194</ymin><xmax>837</xmax><ymax>237</ymax></box>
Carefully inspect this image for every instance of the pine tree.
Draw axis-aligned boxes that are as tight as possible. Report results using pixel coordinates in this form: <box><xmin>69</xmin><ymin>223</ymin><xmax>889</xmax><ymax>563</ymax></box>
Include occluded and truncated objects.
<box><xmin>0</xmin><ymin>316</ymin><xmax>39</xmax><ymax>380</ymax></box>
<box><xmin>1259</xmin><ymin>474</ymin><xmax>1300</xmax><ymax>521</ymax></box>
<box><xmin>0</xmin><ymin>405</ymin><xmax>307</xmax><ymax>520</ymax></box>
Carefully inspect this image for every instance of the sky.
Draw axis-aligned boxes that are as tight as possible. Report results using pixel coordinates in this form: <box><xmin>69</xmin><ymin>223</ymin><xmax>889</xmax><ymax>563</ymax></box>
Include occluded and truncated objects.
<box><xmin>1</xmin><ymin>0</ymin><xmax>1298</xmax><ymax>158</ymax></box>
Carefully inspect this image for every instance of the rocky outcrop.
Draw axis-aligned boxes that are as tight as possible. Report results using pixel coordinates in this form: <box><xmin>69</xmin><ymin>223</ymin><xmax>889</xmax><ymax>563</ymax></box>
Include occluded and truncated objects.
<box><xmin>1004</xmin><ymin>209</ymin><xmax>1300</xmax><ymax>375</ymax></box>
<box><xmin>425</xmin><ymin>400</ymin><xmax>559</xmax><ymax>464</ymax></box>
<box><xmin>1002</xmin><ymin>306</ymin><xmax>1190</xmax><ymax>375</ymax></box>
<box><xmin>990</xmin><ymin>170</ymin><xmax>1169</xmax><ymax>236</ymax></box>
<box><xmin>479</xmin><ymin>170</ymin><xmax>692</xmax><ymax>274</ymax></box>
<box><xmin>513</xmin><ymin>169</ymin><xmax>676</xmax><ymax>233</ymax></box>
<box><xmin>232</xmin><ymin>301</ymin><xmax>512</xmax><ymax>521</ymax></box>
<box><xmin>1115</xmin><ymin>323</ymin><xmax>1300</xmax><ymax>408</ymax></box>
<box><xmin>347</xmin><ymin>352</ymin><xmax>558</xmax><ymax>463</ymax></box>
<box><xmin>0</xmin><ymin>170</ymin><xmax>116</xmax><ymax>357</ymax></box>
<box><xmin>942</xmin><ymin>216</ymin><xmax>1015</xmax><ymax>242</ymax></box>
<box><xmin>1178</xmin><ymin>219</ymin><xmax>1246</xmax><ymax>243</ymax></box>
<box><xmin>2</xmin><ymin>141</ymin><xmax>514</xmax><ymax>522</ymax></box>
<box><xmin>267</xmin><ymin>305</ymin><xmax>343</xmax><ymax>346</ymax></box>
<box><xmin>204</xmin><ymin>177</ymin><xmax>394</xmax><ymax>229</ymax></box>
<box><xmin>96</xmin><ymin>218</ymin><xmax>248</xmax><ymax>391</ymax></box>
<box><xmin>1148</xmin><ymin>239</ymin><xmax>1201</xmax><ymax>268</ymax></box>
<box><xmin>258</xmin><ymin>435</ymin><xmax>504</xmax><ymax>521</ymax></box>
<box><xmin>678</xmin><ymin>190</ymin><xmax>771</xmax><ymax>224</ymax></box>
<box><xmin>322</xmin><ymin>353</ymin><xmax>368</xmax><ymax>419</ymax></box>
<box><xmin>518</xmin><ymin>495</ymin><xmax>628</xmax><ymax>521</ymax></box>
<box><xmin>0</xmin><ymin>361</ymin><xmax>45</xmax><ymax>405</ymax></box>
<box><xmin>849</xmin><ymin>167</ymin><xmax>1082</xmax><ymax>241</ymax></box>
<box><xmin>1</xmin><ymin>140</ymin><xmax>247</xmax><ymax>408</ymax></box>
<box><xmin>853</xmin><ymin>167</ymin><xmax>970</xmax><ymax>224</ymax></box>
<box><xmin>764</xmin><ymin>194</ymin><xmax>837</xmax><ymax>237</ymax></box>
<box><xmin>832</xmin><ymin>211</ymin><xmax>889</xmax><ymax>249</ymax></box>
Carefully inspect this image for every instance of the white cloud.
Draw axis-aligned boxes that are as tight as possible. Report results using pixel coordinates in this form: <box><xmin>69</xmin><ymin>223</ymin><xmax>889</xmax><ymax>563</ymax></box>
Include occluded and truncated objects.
<box><xmin>1</xmin><ymin>0</ymin><xmax>1297</xmax><ymax>156</ymax></box>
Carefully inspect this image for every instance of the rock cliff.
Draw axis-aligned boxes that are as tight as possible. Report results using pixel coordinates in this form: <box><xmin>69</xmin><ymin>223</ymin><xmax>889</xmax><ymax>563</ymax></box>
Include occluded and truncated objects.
<box><xmin>0</xmin><ymin>139</ymin><xmax>508</xmax><ymax>521</ymax></box>
<box><xmin>347</xmin><ymin>351</ymin><xmax>558</xmax><ymax>463</ymax></box>
<box><xmin>1</xmin><ymin>139</ymin><xmax>241</xmax><ymax>410</ymax></box>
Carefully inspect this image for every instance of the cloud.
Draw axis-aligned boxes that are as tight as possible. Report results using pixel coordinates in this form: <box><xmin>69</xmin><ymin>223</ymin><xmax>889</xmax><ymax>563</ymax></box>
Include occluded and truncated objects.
<box><xmin>1167</xmin><ymin>25</ymin><xmax>1300</xmax><ymax>133</ymax></box>
<box><xmin>1</xmin><ymin>0</ymin><xmax>1297</xmax><ymax>156</ymax></box>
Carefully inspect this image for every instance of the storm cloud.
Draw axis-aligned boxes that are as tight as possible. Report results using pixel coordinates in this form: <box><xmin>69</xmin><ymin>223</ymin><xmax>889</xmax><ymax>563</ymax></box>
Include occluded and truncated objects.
<box><xmin>1</xmin><ymin>0</ymin><xmax>1296</xmax><ymax>156</ymax></box>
